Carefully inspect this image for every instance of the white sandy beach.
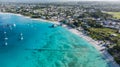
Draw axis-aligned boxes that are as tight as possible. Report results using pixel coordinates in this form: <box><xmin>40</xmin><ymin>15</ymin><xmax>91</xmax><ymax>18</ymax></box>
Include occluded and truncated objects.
<box><xmin>0</xmin><ymin>12</ymin><xmax>60</xmax><ymax>24</ymax></box>
<box><xmin>62</xmin><ymin>24</ymin><xmax>120</xmax><ymax>67</ymax></box>
<box><xmin>0</xmin><ymin>12</ymin><xmax>119</xmax><ymax>67</ymax></box>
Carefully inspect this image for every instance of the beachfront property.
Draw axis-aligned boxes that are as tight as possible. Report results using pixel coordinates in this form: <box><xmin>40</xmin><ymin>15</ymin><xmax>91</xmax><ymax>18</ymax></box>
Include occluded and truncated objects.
<box><xmin>0</xmin><ymin>1</ymin><xmax>120</xmax><ymax>67</ymax></box>
<box><xmin>101</xmin><ymin>19</ymin><xmax>120</xmax><ymax>29</ymax></box>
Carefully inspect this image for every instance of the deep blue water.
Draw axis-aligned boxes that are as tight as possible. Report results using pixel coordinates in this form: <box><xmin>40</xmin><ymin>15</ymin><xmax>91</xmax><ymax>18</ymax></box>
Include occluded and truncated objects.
<box><xmin>0</xmin><ymin>13</ymin><xmax>109</xmax><ymax>67</ymax></box>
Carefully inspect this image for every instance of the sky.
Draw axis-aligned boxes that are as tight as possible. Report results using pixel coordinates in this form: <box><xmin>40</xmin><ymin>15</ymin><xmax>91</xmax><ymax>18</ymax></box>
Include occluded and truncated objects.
<box><xmin>0</xmin><ymin>0</ymin><xmax>120</xmax><ymax>2</ymax></box>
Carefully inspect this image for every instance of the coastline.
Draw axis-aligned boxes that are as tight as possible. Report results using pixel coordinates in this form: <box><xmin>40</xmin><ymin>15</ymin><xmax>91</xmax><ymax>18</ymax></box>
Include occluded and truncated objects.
<box><xmin>0</xmin><ymin>12</ymin><xmax>60</xmax><ymax>24</ymax></box>
<box><xmin>62</xmin><ymin>25</ymin><xmax>120</xmax><ymax>67</ymax></box>
<box><xmin>0</xmin><ymin>12</ymin><xmax>119</xmax><ymax>67</ymax></box>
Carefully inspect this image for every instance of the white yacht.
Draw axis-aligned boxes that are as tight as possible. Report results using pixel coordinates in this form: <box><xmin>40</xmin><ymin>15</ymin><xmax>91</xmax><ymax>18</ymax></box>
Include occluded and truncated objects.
<box><xmin>13</xmin><ymin>23</ymin><xmax>16</xmax><ymax>27</ymax></box>
<box><xmin>5</xmin><ymin>42</ymin><xmax>8</xmax><ymax>46</ymax></box>
<box><xmin>20</xmin><ymin>33</ymin><xmax>23</xmax><ymax>36</ymax></box>
<box><xmin>4</xmin><ymin>31</ymin><xmax>6</xmax><ymax>34</ymax></box>
<box><xmin>20</xmin><ymin>37</ymin><xmax>24</xmax><ymax>40</ymax></box>
<box><xmin>4</xmin><ymin>37</ymin><xmax>8</xmax><ymax>40</ymax></box>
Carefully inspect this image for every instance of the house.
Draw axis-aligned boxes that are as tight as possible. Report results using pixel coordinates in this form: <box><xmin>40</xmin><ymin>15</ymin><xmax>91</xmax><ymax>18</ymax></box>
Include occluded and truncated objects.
<box><xmin>110</xmin><ymin>34</ymin><xmax>118</xmax><ymax>37</ymax></box>
<box><xmin>118</xmin><ymin>29</ymin><xmax>120</xmax><ymax>34</ymax></box>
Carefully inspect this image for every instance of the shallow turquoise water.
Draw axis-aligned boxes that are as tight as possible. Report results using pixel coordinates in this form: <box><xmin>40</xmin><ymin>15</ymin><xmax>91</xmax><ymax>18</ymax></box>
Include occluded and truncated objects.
<box><xmin>0</xmin><ymin>13</ymin><xmax>109</xmax><ymax>67</ymax></box>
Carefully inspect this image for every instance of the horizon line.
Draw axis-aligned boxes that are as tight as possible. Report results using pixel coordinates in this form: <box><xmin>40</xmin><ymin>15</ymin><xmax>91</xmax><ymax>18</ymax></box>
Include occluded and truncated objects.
<box><xmin>0</xmin><ymin>0</ymin><xmax>120</xmax><ymax>3</ymax></box>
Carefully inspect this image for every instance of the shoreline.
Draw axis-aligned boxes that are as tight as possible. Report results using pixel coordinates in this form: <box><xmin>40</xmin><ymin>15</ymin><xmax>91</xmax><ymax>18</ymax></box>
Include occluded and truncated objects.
<box><xmin>62</xmin><ymin>25</ymin><xmax>120</xmax><ymax>67</ymax></box>
<box><xmin>0</xmin><ymin>12</ymin><xmax>119</xmax><ymax>67</ymax></box>
<box><xmin>0</xmin><ymin>12</ymin><xmax>60</xmax><ymax>24</ymax></box>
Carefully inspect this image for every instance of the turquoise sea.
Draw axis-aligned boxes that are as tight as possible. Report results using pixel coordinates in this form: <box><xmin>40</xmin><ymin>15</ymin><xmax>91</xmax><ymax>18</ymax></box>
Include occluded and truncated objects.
<box><xmin>0</xmin><ymin>13</ymin><xmax>110</xmax><ymax>67</ymax></box>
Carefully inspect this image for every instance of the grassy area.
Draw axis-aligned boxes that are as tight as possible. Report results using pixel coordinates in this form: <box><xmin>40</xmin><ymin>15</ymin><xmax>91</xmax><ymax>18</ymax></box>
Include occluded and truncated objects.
<box><xmin>88</xmin><ymin>28</ymin><xmax>120</xmax><ymax>43</ymax></box>
<box><xmin>87</xmin><ymin>27</ymin><xmax>120</xmax><ymax>64</ymax></box>
<box><xmin>106</xmin><ymin>12</ymin><xmax>120</xmax><ymax>19</ymax></box>
<box><xmin>88</xmin><ymin>28</ymin><xmax>120</xmax><ymax>47</ymax></box>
